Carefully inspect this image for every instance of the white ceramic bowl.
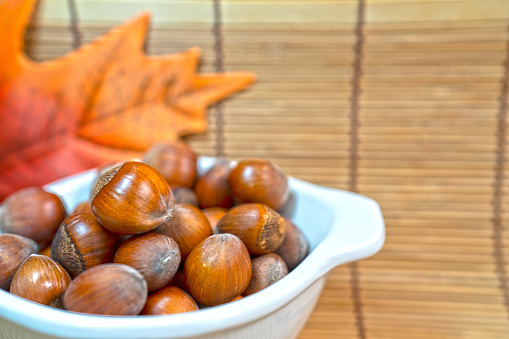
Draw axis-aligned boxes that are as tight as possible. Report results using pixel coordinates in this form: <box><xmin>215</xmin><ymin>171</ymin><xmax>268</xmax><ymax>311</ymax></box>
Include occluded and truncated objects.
<box><xmin>0</xmin><ymin>157</ymin><xmax>385</xmax><ymax>339</ymax></box>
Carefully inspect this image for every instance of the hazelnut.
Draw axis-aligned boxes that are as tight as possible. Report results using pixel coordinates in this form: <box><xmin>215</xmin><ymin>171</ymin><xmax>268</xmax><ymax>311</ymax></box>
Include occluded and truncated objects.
<box><xmin>274</xmin><ymin>218</ymin><xmax>309</xmax><ymax>271</ymax></box>
<box><xmin>89</xmin><ymin>162</ymin><xmax>124</xmax><ymax>201</ymax></box>
<box><xmin>143</xmin><ymin>141</ymin><xmax>198</xmax><ymax>188</ymax></box>
<box><xmin>173</xmin><ymin>187</ymin><xmax>199</xmax><ymax>207</ymax></box>
<box><xmin>90</xmin><ymin>162</ymin><xmax>175</xmax><ymax>235</ymax></box>
<box><xmin>141</xmin><ymin>286</ymin><xmax>198</xmax><ymax>315</ymax></box>
<box><xmin>50</xmin><ymin>213</ymin><xmax>122</xmax><ymax>278</ymax></box>
<box><xmin>154</xmin><ymin>204</ymin><xmax>211</xmax><ymax>261</ymax></box>
<box><xmin>277</xmin><ymin>191</ymin><xmax>296</xmax><ymax>218</ymax></box>
<box><xmin>63</xmin><ymin>264</ymin><xmax>147</xmax><ymax>315</ymax></box>
<box><xmin>243</xmin><ymin>253</ymin><xmax>288</xmax><ymax>296</ymax></box>
<box><xmin>227</xmin><ymin>158</ymin><xmax>289</xmax><ymax>210</ymax></box>
<box><xmin>167</xmin><ymin>270</ymin><xmax>187</xmax><ymax>292</ymax></box>
<box><xmin>202</xmin><ymin>207</ymin><xmax>227</xmax><ymax>234</ymax></box>
<box><xmin>0</xmin><ymin>234</ymin><xmax>39</xmax><ymax>290</ymax></box>
<box><xmin>184</xmin><ymin>234</ymin><xmax>252</xmax><ymax>306</ymax></box>
<box><xmin>39</xmin><ymin>246</ymin><xmax>51</xmax><ymax>257</ymax></box>
<box><xmin>194</xmin><ymin>158</ymin><xmax>233</xmax><ymax>209</ymax></box>
<box><xmin>216</xmin><ymin>203</ymin><xmax>285</xmax><ymax>255</ymax></box>
<box><xmin>114</xmin><ymin>233</ymin><xmax>181</xmax><ymax>292</ymax></box>
<box><xmin>95</xmin><ymin>162</ymin><xmax>124</xmax><ymax>178</ymax></box>
<box><xmin>10</xmin><ymin>254</ymin><xmax>71</xmax><ymax>308</ymax></box>
<box><xmin>0</xmin><ymin>187</ymin><xmax>67</xmax><ymax>247</ymax></box>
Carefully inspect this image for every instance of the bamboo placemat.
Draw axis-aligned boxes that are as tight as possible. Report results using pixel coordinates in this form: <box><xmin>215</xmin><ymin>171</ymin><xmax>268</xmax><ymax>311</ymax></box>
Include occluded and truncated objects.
<box><xmin>25</xmin><ymin>0</ymin><xmax>508</xmax><ymax>338</ymax></box>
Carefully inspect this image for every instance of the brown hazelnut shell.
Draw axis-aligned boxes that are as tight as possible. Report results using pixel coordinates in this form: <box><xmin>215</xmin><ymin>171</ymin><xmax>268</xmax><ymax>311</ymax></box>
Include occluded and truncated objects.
<box><xmin>89</xmin><ymin>162</ymin><xmax>124</xmax><ymax>201</ymax></box>
<box><xmin>114</xmin><ymin>233</ymin><xmax>181</xmax><ymax>292</ymax></box>
<box><xmin>227</xmin><ymin>158</ymin><xmax>289</xmax><ymax>210</ymax></box>
<box><xmin>194</xmin><ymin>159</ymin><xmax>233</xmax><ymax>209</ymax></box>
<box><xmin>154</xmin><ymin>204</ymin><xmax>211</xmax><ymax>261</ymax></box>
<box><xmin>0</xmin><ymin>187</ymin><xmax>67</xmax><ymax>247</ymax></box>
<box><xmin>202</xmin><ymin>207</ymin><xmax>227</xmax><ymax>235</ymax></box>
<box><xmin>167</xmin><ymin>270</ymin><xmax>187</xmax><ymax>292</ymax></box>
<box><xmin>173</xmin><ymin>187</ymin><xmax>199</xmax><ymax>207</ymax></box>
<box><xmin>142</xmin><ymin>141</ymin><xmax>198</xmax><ymax>188</ymax></box>
<box><xmin>274</xmin><ymin>218</ymin><xmax>309</xmax><ymax>271</ymax></box>
<box><xmin>277</xmin><ymin>191</ymin><xmax>296</xmax><ymax>219</ymax></box>
<box><xmin>63</xmin><ymin>263</ymin><xmax>147</xmax><ymax>315</ymax></box>
<box><xmin>140</xmin><ymin>286</ymin><xmax>198</xmax><ymax>315</ymax></box>
<box><xmin>0</xmin><ymin>234</ymin><xmax>39</xmax><ymax>290</ymax></box>
<box><xmin>243</xmin><ymin>253</ymin><xmax>288</xmax><ymax>296</ymax></box>
<box><xmin>50</xmin><ymin>213</ymin><xmax>122</xmax><ymax>278</ymax></box>
<box><xmin>183</xmin><ymin>234</ymin><xmax>252</xmax><ymax>306</ymax></box>
<box><xmin>39</xmin><ymin>246</ymin><xmax>51</xmax><ymax>257</ymax></box>
<box><xmin>91</xmin><ymin>162</ymin><xmax>175</xmax><ymax>235</ymax></box>
<box><xmin>216</xmin><ymin>203</ymin><xmax>286</xmax><ymax>255</ymax></box>
<box><xmin>10</xmin><ymin>254</ymin><xmax>71</xmax><ymax>308</ymax></box>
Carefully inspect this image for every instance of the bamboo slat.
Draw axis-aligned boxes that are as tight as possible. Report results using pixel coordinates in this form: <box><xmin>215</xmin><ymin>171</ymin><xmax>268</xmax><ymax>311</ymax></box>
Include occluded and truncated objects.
<box><xmin>20</xmin><ymin>0</ymin><xmax>509</xmax><ymax>338</ymax></box>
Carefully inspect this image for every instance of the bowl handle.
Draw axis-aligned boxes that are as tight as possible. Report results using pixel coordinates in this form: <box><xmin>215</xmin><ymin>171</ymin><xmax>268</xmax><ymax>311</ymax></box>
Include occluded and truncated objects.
<box><xmin>311</xmin><ymin>187</ymin><xmax>385</xmax><ymax>277</ymax></box>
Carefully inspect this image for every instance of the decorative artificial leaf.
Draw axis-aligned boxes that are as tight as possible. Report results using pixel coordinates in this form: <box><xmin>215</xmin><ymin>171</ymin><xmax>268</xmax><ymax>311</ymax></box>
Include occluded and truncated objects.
<box><xmin>0</xmin><ymin>0</ymin><xmax>255</xmax><ymax>201</ymax></box>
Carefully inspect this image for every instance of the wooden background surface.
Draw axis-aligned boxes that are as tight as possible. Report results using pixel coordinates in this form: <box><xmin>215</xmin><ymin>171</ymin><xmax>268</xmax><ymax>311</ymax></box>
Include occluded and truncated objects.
<box><xmin>24</xmin><ymin>0</ymin><xmax>509</xmax><ymax>337</ymax></box>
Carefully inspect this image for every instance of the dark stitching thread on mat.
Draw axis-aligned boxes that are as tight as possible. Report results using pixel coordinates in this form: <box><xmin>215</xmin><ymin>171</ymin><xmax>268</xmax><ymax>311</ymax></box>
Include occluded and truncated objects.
<box><xmin>349</xmin><ymin>262</ymin><xmax>365</xmax><ymax>339</ymax></box>
<box><xmin>67</xmin><ymin>0</ymin><xmax>82</xmax><ymax>49</ymax></box>
<box><xmin>493</xmin><ymin>21</ymin><xmax>509</xmax><ymax>323</ymax></box>
<box><xmin>349</xmin><ymin>0</ymin><xmax>366</xmax><ymax>338</ymax></box>
<box><xmin>212</xmin><ymin>0</ymin><xmax>225</xmax><ymax>158</ymax></box>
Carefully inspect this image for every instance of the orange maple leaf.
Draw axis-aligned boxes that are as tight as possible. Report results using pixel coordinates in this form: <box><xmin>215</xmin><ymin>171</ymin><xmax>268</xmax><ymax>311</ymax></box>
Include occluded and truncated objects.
<box><xmin>0</xmin><ymin>0</ymin><xmax>255</xmax><ymax>201</ymax></box>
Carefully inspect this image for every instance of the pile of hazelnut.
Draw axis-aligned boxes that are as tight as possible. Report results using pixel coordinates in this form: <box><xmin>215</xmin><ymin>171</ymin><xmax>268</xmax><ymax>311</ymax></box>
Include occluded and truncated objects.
<box><xmin>0</xmin><ymin>141</ymin><xmax>309</xmax><ymax>316</ymax></box>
